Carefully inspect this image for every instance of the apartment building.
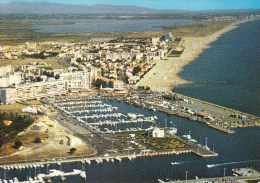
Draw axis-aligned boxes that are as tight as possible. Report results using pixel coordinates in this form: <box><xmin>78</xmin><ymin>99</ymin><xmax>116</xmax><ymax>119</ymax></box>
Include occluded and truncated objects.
<box><xmin>0</xmin><ymin>80</ymin><xmax>66</xmax><ymax>104</ymax></box>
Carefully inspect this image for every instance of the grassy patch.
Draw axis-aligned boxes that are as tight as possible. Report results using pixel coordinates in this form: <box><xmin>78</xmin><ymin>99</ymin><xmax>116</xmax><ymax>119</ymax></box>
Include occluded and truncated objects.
<box><xmin>116</xmin><ymin>131</ymin><xmax>188</xmax><ymax>150</ymax></box>
<box><xmin>0</xmin><ymin>57</ymin><xmax>65</xmax><ymax>69</ymax></box>
<box><xmin>145</xmin><ymin>137</ymin><xmax>187</xmax><ymax>150</ymax></box>
<box><xmin>0</xmin><ymin>112</ymin><xmax>35</xmax><ymax>147</ymax></box>
<box><xmin>0</xmin><ymin>103</ymin><xmax>25</xmax><ymax>113</ymax></box>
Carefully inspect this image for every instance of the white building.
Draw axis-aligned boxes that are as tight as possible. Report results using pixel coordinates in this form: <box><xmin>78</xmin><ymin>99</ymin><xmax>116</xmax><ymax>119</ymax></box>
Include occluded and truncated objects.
<box><xmin>0</xmin><ymin>80</ymin><xmax>66</xmax><ymax>104</ymax></box>
<box><xmin>0</xmin><ymin>88</ymin><xmax>16</xmax><ymax>104</ymax></box>
<box><xmin>66</xmin><ymin>135</ymin><xmax>82</xmax><ymax>146</ymax></box>
<box><xmin>0</xmin><ymin>72</ymin><xmax>22</xmax><ymax>87</ymax></box>
<box><xmin>149</xmin><ymin>127</ymin><xmax>165</xmax><ymax>138</ymax></box>
<box><xmin>152</xmin><ymin>37</ymin><xmax>160</xmax><ymax>45</ymax></box>
<box><xmin>0</xmin><ymin>65</ymin><xmax>12</xmax><ymax>77</ymax></box>
<box><xmin>158</xmin><ymin>49</ymin><xmax>165</xmax><ymax>59</ymax></box>
<box><xmin>59</xmin><ymin>70</ymin><xmax>92</xmax><ymax>92</ymax></box>
<box><xmin>109</xmin><ymin>80</ymin><xmax>125</xmax><ymax>89</ymax></box>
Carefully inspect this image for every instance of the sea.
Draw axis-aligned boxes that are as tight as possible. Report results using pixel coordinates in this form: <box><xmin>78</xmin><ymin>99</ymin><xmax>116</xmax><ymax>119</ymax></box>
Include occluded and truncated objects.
<box><xmin>1</xmin><ymin>19</ymin><xmax>260</xmax><ymax>183</ymax></box>
<box><xmin>174</xmin><ymin>19</ymin><xmax>260</xmax><ymax>117</ymax></box>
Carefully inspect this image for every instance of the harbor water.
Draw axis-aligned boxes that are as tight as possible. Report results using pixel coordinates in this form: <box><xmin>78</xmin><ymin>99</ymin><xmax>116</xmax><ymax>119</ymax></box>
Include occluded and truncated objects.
<box><xmin>1</xmin><ymin>100</ymin><xmax>260</xmax><ymax>182</ymax></box>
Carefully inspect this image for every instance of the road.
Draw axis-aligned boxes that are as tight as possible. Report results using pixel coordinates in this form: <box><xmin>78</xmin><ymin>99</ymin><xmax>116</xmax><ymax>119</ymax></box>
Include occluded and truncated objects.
<box><xmin>44</xmin><ymin>99</ymin><xmax>137</xmax><ymax>157</ymax></box>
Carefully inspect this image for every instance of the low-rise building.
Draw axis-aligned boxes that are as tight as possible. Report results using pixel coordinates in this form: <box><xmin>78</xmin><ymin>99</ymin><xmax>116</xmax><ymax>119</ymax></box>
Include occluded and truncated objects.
<box><xmin>149</xmin><ymin>127</ymin><xmax>165</xmax><ymax>138</ymax></box>
<box><xmin>109</xmin><ymin>80</ymin><xmax>125</xmax><ymax>89</ymax></box>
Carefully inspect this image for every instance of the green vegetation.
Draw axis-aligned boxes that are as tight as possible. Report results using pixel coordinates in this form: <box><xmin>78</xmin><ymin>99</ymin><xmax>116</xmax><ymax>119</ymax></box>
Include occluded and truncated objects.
<box><xmin>137</xmin><ymin>86</ymin><xmax>151</xmax><ymax>91</ymax></box>
<box><xmin>145</xmin><ymin>137</ymin><xmax>187</xmax><ymax>150</ymax></box>
<box><xmin>0</xmin><ymin>112</ymin><xmax>34</xmax><ymax>147</ymax></box>
<box><xmin>14</xmin><ymin>139</ymin><xmax>23</xmax><ymax>149</ymax></box>
<box><xmin>34</xmin><ymin>137</ymin><xmax>42</xmax><ymax>143</ymax></box>
<box><xmin>0</xmin><ymin>103</ymin><xmax>25</xmax><ymax>113</ymax></box>
<box><xmin>69</xmin><ymin>147</ymin><xmax>77</xmax><ymax>154</ymax></box>
<box><xmin>161</xmin><ymin>21</ymin><xmax>233</xmax><ymax>37</ymax></box>
<box><xmin>116</xmin><ymin>131</ymin><xmax>188</xmax><ymax>150</ymax></box>
<box><xmin>0</xmin><ymin>58</ymin><xmax>65</xmax><ymax>69</ymax></box>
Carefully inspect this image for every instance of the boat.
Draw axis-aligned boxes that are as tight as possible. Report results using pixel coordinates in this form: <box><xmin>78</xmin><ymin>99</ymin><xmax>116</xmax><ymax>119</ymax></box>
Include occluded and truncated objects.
<box><xmin>190</xmin><ymin>139</ymin><xmax>197</xmax><ymax>143</ymax></box>
<box><xmin>59</xmin><ymin>176</ymin><xmax>66</xmax><ymax>181</ymax></box>
<box><xmin>206</xmin><ymin>164</ymin><xmax>214</xmax><ymax>168</ymax></box>
<box><xmin>115</xmin><ymin>156</ymin><xmax>122</xmax><ymax>162</ymax></box>
<box><xmin>166</xmin><ymin>127</ymin><xmax>177</xmax><ymax>135</ymax></box>
<box><xmin>203</xmin><ymin>146</ymin><xmax>210</xmax><ymax>150</ymax></box>
<box><xmin>158</xmin><ymin>179</ymin><xmax>165</xmax><ymax>183</ymax></box>
<box><xmin>127</xmin><ymin>113</ymin><xmax>138</xmax><ymax>119</ymax></box>
<box><xmin>127</xmin><ymin>113</ymin><xmax>144</xmax><ymax>119</ymax></box>
<box><xmin>182</xmin><ymin>131</ymin><xmax>191</xmax><ymax>140</ymax></box>
<box><xmin>80</xmin><ymin>171</ymin><xmax>87</xmax><ymax>179</ymax></box>
<box><xmin>171</xmin><ymin>162</ymin><xmax>180</xmax><ymax>165</ymax></box>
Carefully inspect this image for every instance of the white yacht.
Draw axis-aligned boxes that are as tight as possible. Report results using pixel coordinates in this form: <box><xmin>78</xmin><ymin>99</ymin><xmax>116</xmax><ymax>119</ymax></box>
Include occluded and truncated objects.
<box><xmin>166</xmin><ymin>127</ymin><xmax>178</xmax><ymax>135</ymax></box>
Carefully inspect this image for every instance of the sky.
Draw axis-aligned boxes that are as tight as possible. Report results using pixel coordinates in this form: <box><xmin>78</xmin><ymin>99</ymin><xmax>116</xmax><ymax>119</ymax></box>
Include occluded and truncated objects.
<box><xmin>1</xmin><ymin>0</ymin><xmax>260</xmax><ymax>10</ymax></box>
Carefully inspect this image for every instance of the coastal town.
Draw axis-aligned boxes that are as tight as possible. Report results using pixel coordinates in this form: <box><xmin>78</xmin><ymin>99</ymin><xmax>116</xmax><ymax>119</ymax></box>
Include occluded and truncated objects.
<box><xmin>0</xmin><ymin>32</ymin><xmax>181</xmax><ymax>104</ymax></box>
<box><xmin>0</xmin><ymin>14</ymin><xmax>260</xmax><ymax>183</ymax></box>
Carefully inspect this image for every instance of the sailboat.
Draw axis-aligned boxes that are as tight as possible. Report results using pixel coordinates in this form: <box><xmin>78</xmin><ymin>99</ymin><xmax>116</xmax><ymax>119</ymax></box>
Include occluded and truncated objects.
<box><xmin>80</xmin><ymin>162</ymin><xmax>87</xmax><ymax>180</ymax></box>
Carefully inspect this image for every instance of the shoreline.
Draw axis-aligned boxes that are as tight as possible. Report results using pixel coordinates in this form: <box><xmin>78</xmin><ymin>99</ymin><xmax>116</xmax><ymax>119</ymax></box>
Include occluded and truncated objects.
<box><xmin>135</xmin><ymin>18</ymin><xmax>258</xmax><ymax>92</ymax></box>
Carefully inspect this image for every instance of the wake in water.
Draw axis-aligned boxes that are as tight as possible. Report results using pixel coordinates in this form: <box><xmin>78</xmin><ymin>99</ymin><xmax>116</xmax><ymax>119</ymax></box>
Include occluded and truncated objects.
<box><xmin>171</xmin><ymin>161</ymin><xmax>185</xmax><ymax>165</ymax></box>
<box><xmin>206</xmin><ymin>160</ymin><xmax>260</xmax><ymax>168</ymax></box>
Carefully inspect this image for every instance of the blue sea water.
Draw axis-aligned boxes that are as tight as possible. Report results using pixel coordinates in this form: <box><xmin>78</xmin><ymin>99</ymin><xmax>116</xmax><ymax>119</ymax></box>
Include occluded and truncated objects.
<box><xmin>174</xmin><ymin>20</ymin><xmax>260</xmax><ymax>117</ymax></box>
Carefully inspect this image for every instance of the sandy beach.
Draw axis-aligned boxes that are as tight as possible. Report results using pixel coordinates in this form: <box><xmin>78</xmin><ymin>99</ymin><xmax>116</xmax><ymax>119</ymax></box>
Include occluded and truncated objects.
<box><xmin>135</xmin><ymin>19</ymin><xmax>254</xmax><ymax>92</ymax></box>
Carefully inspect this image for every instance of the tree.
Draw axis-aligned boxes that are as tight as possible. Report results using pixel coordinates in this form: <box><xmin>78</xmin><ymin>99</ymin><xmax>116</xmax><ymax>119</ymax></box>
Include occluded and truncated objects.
<box><xmin>133</xmin><ymin>66</ymin><xmax>141</xmax><ymax>76</ymax></box>
<box><xmin>70</xmin><ymin>147</ymin><xmax>77</xmax><ymax>154</ymax></box>
<box><xmin>14</xmin><ymin>139</ymin><xmax>23</xmax><ymax>149</ymax></box>
<box><xmin>34</xmin><ymin>137</ymin><xmax>41</xmax><ymax>143</ymax></box>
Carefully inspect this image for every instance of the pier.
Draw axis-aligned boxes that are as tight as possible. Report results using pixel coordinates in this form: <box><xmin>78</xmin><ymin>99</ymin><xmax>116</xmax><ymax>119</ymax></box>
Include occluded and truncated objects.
<box><xmin>0</xmin><ymin>169</ymin><xmax>85</xmax><ymax>183</ymax></box>
<box><xmin>89</xmin><ymin>119</ymin><xmax>155</xmax><ymax>126</ymax></box>
<box><xmin>78</xmin><ymin>113</ymin><xmax>125</xmax><ymax>119</ymax></box>
<box><xmin>172</xmin><ymin>135</ymin><xmax>218</xmax><ymax>157</ymax></box>
<box><xmin>122</xmin><ymin>92</ymin><xmax>260</xmax><ymax>133</ymax></box>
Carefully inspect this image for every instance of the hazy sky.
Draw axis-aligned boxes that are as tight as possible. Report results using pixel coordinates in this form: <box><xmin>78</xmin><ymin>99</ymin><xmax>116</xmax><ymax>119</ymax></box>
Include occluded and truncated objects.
<box><xmin>1</xmin><ymin>0</ymin><xmax>260</xmax><ymax>10</ymax></box>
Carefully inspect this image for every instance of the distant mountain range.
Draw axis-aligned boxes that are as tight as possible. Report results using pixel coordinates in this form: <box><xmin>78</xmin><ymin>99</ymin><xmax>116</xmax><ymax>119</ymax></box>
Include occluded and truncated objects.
<box><xmin>0</xmin><ymin>2</ymin><xmax>167</xmax><ymax>14</ymax></box>
<box><xmin>0</xmin><ymin>2</ymin><xmax>259</xmax><ymax>15</ymax></box>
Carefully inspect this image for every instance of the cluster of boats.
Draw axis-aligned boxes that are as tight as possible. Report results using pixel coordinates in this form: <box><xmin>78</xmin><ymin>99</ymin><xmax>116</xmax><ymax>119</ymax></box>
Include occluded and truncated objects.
<box><xmin>53</xmin><ymin>99</ymin><xmax>160</xmax><ymax>133</ymax></box>
<box><xmin>81</xmin><ymin>113</ymin><xmax>125</xmax><ymax>119</ymax></box>
<box><xmin>0</xmin><ymin>154</ymin><xmax>136</xmax><ymax>183</ymax></box>
<box><xmin>56</xmin><ymin>100</ymin><xmax>102</xmax><ymax>106</ymax></box>
<box><xmin>72</xmin><ymin>107</ymin><xmax>118</xmax><ymax>114</ymax></box>
<box><xmin>92</xmin><ymin>118</ymin><xmax>155</xmax><ymax>126</ymax></box>
<box><xmin>0</xmin><ymin>163</ymin><xmax>44</xmax><ymax>170</ymax></box>
<box><xmin>0</xmin><ymin>177</ymin><xmax>20</xmax><ymax>183</ymax></box>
